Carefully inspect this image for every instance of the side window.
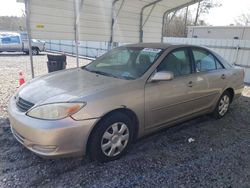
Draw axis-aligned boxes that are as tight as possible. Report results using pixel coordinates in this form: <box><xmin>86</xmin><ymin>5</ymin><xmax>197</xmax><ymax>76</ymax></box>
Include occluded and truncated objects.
<box><xmin>157</xmin><ymin>48</ymin><xmax>191</xmax><ymax>77</ymax></box>
<box><xmin>1</xmin><ymin>36</ymin><xmax>20</xmax><ymax>44</ymax></box>
<box><xmin>20</xmin><ymin>33</ymin><xmax>28</xmax><ymax>40</ymax></box>
<box><xmin>1</xmin><ymin>37</ymin><xmax>11</xmax><ymax>44</ymax></box>
<box><xmin>192</xmin><ymin>49</ymin><xmax>221</xmax><ymax>72</ymax></box>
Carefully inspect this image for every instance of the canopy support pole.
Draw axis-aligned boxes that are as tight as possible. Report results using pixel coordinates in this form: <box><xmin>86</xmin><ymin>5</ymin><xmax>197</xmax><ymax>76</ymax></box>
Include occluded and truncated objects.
<box><xmin>109</xmin><ymin>0</ymin><xmax>124</xmax><ymax>50</ymax></box>
<box><xmin>24</xmin><ymin>0</ymin><xmax>34</xmax><ymax>78</ymax></box>
<box><xmin>74</xmin><ymin>0</ymin><xmax>84</xmax><ymax>67</ymax></box>
<box><xmin>184</xmin><ymin>6</ymin><xmax>189</xmax><ymax>36</ymax></box>
<box><xmin>139</xmin><ymin>0</ymin><xmax>162</xmax><ymax>43</ymax></box>
<box><xmin>161</xmin><ymin>0</ymin><xmax>202</xmax><ymax>42</ymax></box>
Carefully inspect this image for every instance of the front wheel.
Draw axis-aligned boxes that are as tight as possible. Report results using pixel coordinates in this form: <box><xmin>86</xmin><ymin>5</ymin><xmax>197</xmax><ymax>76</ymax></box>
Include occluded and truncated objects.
<box><xmin>212</xmin><ymin>91</ymin><xmax>231</xmax><ymax>119</ymax></box>
<box><xmin>88</xmin><ymin>112</ymin><xmax>134</xmax><ymax>162</ymax></box>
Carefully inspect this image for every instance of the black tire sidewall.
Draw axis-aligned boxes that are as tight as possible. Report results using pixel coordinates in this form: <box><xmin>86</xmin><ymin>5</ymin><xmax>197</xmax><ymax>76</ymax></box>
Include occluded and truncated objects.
<box><xmin>89</xmin><ymin>112</ymin><xmax>134</xmax><ymax>162</ymax></box>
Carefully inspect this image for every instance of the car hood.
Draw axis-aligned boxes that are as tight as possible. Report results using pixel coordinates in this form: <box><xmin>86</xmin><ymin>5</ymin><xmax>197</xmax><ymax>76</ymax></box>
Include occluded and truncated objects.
<box><xmin>18</xmin><ymin>68</ymin><xmax>129</xmax><ymax>104</ymax></box>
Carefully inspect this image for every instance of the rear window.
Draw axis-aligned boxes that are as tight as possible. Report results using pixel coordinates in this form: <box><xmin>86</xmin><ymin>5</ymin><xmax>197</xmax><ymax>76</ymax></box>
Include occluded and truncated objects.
<box><xmin>20</xmin><ymin>33</ymin><xmax>28</xmax><ymax>40</ymax></box>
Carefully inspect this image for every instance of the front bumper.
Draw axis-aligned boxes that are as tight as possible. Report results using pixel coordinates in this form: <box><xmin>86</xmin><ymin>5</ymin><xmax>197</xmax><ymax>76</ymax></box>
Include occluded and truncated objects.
<box><xmin>8</xmin><ymin>96</ymin><xmax>98</xmax><ymax>158</ymax></box>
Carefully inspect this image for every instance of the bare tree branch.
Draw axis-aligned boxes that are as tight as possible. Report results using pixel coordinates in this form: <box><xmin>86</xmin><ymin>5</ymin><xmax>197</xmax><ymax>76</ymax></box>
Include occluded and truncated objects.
<box><xmin>0</xmin><ymin>16</ymin><xmax>26</xmax><ymax>31</ymax></box>
<box><xmin>235</xmin><ymin>13</ymin><xmax>250</xmax><ymax>26</ymax></box>
<box><xmin>194</xmin><ymin>0</ymin><xmax>221</xmax><ymax>26</ymax></box>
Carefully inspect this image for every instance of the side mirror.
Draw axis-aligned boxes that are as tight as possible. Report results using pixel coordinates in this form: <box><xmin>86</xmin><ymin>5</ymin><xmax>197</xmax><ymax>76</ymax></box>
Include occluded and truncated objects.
<box><xmin>150</xmin><ymin>71</ymin><xmax>174</xmax><ymax>82</ymax></box>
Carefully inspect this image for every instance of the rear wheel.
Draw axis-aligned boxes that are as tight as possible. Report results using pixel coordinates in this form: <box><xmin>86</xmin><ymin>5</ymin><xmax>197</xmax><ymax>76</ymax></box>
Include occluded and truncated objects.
<box><xmin>24</xmin><ymin>48</ymin><xmax>39</xmax><ymax>55</ymax></box>
<box><xmin>212</xmin><ymin>91</ymin><xmax>231</xmax><ymax>119</ymax></box>
<box><xmin>88</xmin><ymin>112</ymin><xmax>134</xmax><ymax>162</ymax></box>
<box><xmin>32</xmin><ymin>48</ymin><xmax>39</xmax><ymax>55</ymax></box>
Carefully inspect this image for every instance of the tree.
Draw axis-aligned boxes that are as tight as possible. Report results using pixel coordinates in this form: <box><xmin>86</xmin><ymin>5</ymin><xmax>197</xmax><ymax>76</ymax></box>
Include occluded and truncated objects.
<box><xmin>235</xmin><ymin>13</ymin><xmax>250</xmax><ymax>26</ymax></box>
<box><xmin>163</xmin><ymin>0</ymin><xmax>220</xmax><ymax>38</ymax></box>
<box><xmin>164</xmin><ymin>10</ymin><xmax>196</xmax><ymax>37</ymax></box>
<box><xmin>0</xmin><ymin>16</ymin><xmax>26</xmax><ymax>31</ymax></box>
<box><xmin>194</xmin><ymin>0</ymin><xmax>221</xmax><ymax>26</ymax></box>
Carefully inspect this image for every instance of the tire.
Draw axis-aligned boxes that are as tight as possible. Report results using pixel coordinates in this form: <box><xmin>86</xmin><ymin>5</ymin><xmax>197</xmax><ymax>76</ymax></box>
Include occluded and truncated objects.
<box><xmin>88</xmin><ymin>112</ymin><xmax>134</xmax><ymax>162</ymax></box>
<box><xmin>24</xmin><ymin>48</ymin><xmax>39</xmax><ymax>55</ymax></box>
<box><xmin>32</xmin><ymin>48</ymin><xmax>39</xmax><ymax>55</ymax></box>
<box><xmin>212</xmin><ymin>91</ymin><xmax>231</xmax><ymax>119</ymax></box>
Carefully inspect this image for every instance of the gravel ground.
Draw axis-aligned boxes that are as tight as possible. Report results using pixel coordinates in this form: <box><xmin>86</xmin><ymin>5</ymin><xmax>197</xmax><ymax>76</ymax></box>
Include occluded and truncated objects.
<box><xmin>0</xmin><ymin>52</ymin><xmax>250</xmax><ymax>188</ymax></box>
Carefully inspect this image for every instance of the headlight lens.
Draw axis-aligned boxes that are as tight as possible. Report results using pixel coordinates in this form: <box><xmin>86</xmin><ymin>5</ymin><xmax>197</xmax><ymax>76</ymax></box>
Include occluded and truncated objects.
<box><xmin>27</xmin><ymin>102</ymin><xmax>86</xmax><ymax>120</ymax></box>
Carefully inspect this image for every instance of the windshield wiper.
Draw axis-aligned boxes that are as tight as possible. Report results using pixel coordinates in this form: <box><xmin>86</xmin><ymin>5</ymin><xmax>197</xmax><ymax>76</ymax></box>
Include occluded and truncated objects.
<box><xmin>119</xmin><ymin>75</ymin><xmax>134</xmax><ymax>80</ymax></box>
<box><xmin>83</xmin><ymin>67</ymin><xmax>134</xmax><ymax>80</ymax></box>
<box><xmin>83</xmin><ymin>67</ymin><xmax>118</xmax><ymax>78</ymax></box>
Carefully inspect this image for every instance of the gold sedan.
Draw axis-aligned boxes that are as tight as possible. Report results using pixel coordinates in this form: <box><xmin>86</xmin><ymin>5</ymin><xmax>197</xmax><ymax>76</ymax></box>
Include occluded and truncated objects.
<box><xmin>8</xmin><ymin>43</ymin><xmax>244</xmax><ymax>162</ymax></box>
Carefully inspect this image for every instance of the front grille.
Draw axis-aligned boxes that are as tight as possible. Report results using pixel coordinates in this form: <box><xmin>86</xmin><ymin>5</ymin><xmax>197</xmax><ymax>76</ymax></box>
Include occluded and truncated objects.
<box><xmin>16</xmin><ymin>97</ymin><xmax>34</xmax><ymax>112</ymax></box>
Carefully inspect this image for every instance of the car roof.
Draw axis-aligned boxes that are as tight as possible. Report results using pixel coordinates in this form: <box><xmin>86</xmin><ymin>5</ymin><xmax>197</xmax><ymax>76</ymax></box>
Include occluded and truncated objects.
<box><xmin>121</xmin><ymin>43</ymin><xmax>232</xmax><ymax>68</ymax></box>
<box><xmin>124</xmin><ymin>43</ymin><xmax>174</xmax><ymax>49</ymax></box>
<box><xmin>0</xmin><ymin>32</ymin><xmax>20</xmax><ymax>38</ymax></box>
<box><xmin>123</xmin><ymin>43</ymin><xmax>206</xmax><ymax>50</ymax></box>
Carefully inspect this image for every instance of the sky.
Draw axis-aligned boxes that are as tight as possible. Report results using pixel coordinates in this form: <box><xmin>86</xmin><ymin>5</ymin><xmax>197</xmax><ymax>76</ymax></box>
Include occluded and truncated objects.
<box><xmin>202</xmin><ymin>0</ymin><xmax>250</xmax><ymax>26</ymax></box>
<box><xmin>0</xmin><ymin>0</ymin><xmax>249</xmax><ymax>26</ymax></box>
<box><xmin>0</xmin><ymin>0</ymin><xmax>25</xmax><ymax>17</ymax></box>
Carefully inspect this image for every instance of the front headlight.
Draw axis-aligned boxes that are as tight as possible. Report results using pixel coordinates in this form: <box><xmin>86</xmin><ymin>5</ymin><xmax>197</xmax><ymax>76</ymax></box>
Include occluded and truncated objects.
<box><xmin>27</xmin><ymin>102</ymin><xmax>86</xmax><ymax>120</ymax></box>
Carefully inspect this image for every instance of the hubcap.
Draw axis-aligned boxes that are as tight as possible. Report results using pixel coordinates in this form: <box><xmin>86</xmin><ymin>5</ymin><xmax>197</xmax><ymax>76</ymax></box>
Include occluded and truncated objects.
<box><xmin>101</xmin><ymin>122</ymin><xmax>129</xmax><ymax>157</ymax></box>
<box><xmin>32</xmin><ymin>49</ymin><xmax>37</xmax><ymax>55</ymax></box>
<box><xmin>218</xmin><ymin>95</ymin><xmax>230</xmax><ymax>116</ymax></box>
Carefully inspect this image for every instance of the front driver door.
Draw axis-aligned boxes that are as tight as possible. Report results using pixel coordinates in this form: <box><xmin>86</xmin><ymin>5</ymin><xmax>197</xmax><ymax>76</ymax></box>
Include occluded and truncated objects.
<box><xmin>145</xmin><ymin>48</ymin><xmax>196</xmax><ymax>130</ymax></box>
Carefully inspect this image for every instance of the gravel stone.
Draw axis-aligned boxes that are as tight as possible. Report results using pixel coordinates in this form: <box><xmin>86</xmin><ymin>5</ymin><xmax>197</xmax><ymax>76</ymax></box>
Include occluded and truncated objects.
<box><xmin>0</xmin><ymin>52</ymin><xmax>250</xmax><ymax>188</ymax></box>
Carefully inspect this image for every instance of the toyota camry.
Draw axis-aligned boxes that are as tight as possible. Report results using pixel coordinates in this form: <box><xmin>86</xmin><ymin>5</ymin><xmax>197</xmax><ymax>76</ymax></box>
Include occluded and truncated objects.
<box><xmin>8</xmin><ymin>43</ymin><xmax>244</xmax><ymax>162</ymax></box>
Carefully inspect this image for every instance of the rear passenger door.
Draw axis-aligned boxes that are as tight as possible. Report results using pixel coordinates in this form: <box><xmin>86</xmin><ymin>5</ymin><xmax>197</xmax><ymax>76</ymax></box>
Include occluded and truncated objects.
<box><xmin>191</xmin><ymin>47</ymin><xmax>228</xmax><ymax>108</ymax></box>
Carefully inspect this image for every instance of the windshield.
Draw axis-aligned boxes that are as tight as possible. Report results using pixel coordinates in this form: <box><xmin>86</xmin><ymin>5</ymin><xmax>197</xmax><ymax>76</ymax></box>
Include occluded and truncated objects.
<box><xmin>83</xmin><ymin>47</ymin><xmax>163</xmax><ymax>80</ymax></box>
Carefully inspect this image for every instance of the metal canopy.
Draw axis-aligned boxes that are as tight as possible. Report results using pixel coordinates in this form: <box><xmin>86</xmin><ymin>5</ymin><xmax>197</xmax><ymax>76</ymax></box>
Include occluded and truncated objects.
<box><xmin>18</xmin><ymin>0</ymin><xmax>200</xmax><ymax>78</ymax></box>
<box><xmin>19</xmin><ymin>0</ymin><xmax>199</xmax><ymax>43</ymax></box>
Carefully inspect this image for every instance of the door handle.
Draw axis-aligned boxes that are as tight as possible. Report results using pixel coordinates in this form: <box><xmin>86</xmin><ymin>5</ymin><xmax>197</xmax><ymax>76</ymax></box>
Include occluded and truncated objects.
<box><xmin>187</xmin><ymin>81</ymin><xmax>193</xmax><ymax>87</ymax></box>
<box><xmin>221</xmin><ymin>74</ymin><xmax>226</xmax><ymax>79</ymax></box>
